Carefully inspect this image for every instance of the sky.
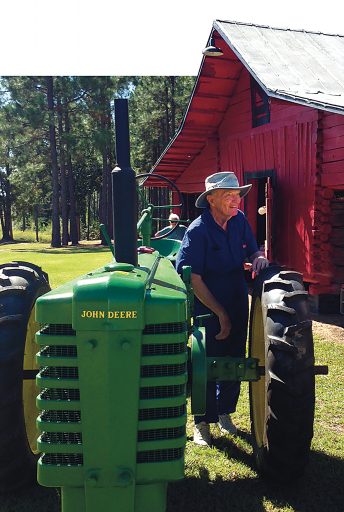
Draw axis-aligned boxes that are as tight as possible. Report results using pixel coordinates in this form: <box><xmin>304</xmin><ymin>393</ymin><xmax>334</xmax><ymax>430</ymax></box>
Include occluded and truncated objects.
<box><xmin>1</xmin><ymin>0</ymin><xmax>343</xmax><ymax>76</ymax></box>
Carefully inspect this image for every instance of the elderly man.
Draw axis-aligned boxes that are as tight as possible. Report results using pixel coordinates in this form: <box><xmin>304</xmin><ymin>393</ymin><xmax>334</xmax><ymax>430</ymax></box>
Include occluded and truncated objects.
<box><xmin>176</xmin><ymin>171</ymin><xmax>269</xmax><ymax>446</ymax></box>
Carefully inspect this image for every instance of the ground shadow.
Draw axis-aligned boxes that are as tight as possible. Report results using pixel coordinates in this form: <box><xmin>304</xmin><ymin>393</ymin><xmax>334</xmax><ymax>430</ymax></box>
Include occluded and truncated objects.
<box><xmin>311</xmin><ymin>313</ymin><xmax>344</xmax><ymax>328</ymax></box>
<box><xmin>167</xmin><ymin>449</ymin><xmax>344</xmax><ymax>512</ymax></box>
<box><xmin>1</xmin><ymin>450</ymin><xmax>343</xmax><ymax>512</ymax></box>
<box><xmin>211</xmin><ymin>429</ymin><xmax>256</xmax><ymax>472</ymax></box>
<box><xmin>0</xmin><ymin>482</ymin><xmax>59</xmax><ymax>512</ymax></box>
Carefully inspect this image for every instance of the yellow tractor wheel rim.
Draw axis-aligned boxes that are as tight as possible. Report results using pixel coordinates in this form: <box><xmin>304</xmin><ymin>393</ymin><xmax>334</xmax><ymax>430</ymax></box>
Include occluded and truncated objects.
<box><xmin>250</xmin><ymin>297</ymin><xmax>267</xmax><ymax>448</ymax></box>
<box><xmin>23</xmin><ymin>306</ymin><xmax>39</xmax><ymax>454</ymax></box>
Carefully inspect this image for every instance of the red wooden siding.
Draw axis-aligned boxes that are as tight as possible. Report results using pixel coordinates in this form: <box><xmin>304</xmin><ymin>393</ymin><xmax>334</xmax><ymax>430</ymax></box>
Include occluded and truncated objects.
<box><xmin>177</xmin><ymin>68</ymin><xmax>320</xmax><ymax>282</ymax></box>
<box><xmin>314</xmin><ymin>112</ymin><xmax>344</xmax><ymax>288</ymax></box>
<box><xmin>160</xmin><ymin>40</ymin><xmax>344</xmax><ymax>294</ymax></box>
<box><xmin>320</xmin><ymin>112</ymin><xmax>344</xmax><ymax>188</ymax></box>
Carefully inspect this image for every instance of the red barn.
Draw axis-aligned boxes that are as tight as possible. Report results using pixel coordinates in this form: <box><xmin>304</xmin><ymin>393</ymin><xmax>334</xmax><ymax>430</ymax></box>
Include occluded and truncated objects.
<box><xmin>151</xmin><ymin>21</ymin><xmax>344</xmax><ymax>310</ymax></box>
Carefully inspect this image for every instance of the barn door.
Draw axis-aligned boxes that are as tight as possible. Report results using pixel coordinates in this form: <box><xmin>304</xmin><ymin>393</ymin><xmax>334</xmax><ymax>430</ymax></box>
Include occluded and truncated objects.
<box><xmin>265</xmin><ymin>177</ymin><xmax>273</xmax><ymax>260</ymax></box>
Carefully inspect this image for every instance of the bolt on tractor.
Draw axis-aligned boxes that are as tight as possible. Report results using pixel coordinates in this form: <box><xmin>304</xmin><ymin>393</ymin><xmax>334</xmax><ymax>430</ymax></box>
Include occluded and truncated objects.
<box><xmin>0</xmin><ymin>99</ymin><xmax>328</xmax><ymax>511</ymax></box>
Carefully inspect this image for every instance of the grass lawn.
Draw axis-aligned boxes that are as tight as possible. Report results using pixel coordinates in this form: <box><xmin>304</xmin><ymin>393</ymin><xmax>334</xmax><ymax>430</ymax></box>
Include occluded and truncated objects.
<box><xmin>0</xmin><ymin>241</ymin><xmax>111</xmax><ymax>289</ymax></box>
<box><xmin>0</xmin><ymin>242</ymin><xmax>343</xmax><ymax>511</ymax></box>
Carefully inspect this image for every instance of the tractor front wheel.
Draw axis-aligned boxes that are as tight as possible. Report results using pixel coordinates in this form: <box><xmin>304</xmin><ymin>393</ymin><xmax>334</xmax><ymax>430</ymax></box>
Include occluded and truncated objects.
<box><xmin>249</xmin><ymin>266</ymin><xmax>315</xmax><ymax>481</ymax></box>
<box><xmin>0</xmin><ymin>261</ymin><xmax>50</xmax><ymax>492</ymax></box>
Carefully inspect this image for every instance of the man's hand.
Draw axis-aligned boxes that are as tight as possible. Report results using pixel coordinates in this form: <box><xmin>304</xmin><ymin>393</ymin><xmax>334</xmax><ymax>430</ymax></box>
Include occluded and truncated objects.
<box><xmin>215</xmin><ymin>311</ymin><xmax>232</xmax><ymax>340</ymax></box>
<box><xmin>251</xmin><ymin>255</ymin><xmax>269</xmax><ymax>275</ymax></box>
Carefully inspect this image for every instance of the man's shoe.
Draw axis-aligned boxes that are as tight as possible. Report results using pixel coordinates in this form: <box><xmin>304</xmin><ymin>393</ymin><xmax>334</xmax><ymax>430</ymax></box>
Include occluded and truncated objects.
<box><xmin>193</xmin><ymin>422</ymin><xmax>211</xmax><ymax>446</ymax></box>
<box><xmin>218</xmin><ymin>414</ymin><xmax>237</xmax><ymax>435</ymax></box>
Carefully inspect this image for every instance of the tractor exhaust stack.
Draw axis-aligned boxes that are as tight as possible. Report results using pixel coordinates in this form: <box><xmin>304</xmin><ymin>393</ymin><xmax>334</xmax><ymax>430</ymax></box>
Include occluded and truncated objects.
<box><xmin>112</xmin><ymin>99</ymin><xmax>138</xmax><ymax>266</ymax></box>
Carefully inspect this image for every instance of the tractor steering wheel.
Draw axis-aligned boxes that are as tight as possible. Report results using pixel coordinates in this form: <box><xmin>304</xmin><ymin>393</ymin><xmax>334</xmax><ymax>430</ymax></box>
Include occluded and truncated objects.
<box><xmin>136</xmin><ymin>173</ymin><xmax>184</xmax><ymax>240</ymax></box>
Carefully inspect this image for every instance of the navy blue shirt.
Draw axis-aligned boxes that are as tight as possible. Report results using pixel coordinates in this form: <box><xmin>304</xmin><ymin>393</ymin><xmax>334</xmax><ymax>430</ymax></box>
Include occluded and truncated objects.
<box><xmin>176</xmin><ymin>208</ymin><xmax>258</xmax><ymax>315</ymax></box>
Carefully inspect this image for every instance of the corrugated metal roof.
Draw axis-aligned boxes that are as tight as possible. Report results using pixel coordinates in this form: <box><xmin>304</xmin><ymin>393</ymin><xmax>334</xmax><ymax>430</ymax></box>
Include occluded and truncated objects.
<box><xmin>215</xmin><ymin>20</ymin><xmax>344</xmax><ymax>114</ymax></box>
<box><xmin>151</xmin><ymin>20</ymin><xmax>344</xmax><ymax>179</ymax></box>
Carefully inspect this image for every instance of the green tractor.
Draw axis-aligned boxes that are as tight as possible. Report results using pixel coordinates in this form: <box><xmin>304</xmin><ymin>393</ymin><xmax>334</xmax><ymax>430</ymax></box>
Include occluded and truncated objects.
<box><xmin>0</xmin><ymin>100</ymin><xmax>326</xmax><ymax>511</ymax></box>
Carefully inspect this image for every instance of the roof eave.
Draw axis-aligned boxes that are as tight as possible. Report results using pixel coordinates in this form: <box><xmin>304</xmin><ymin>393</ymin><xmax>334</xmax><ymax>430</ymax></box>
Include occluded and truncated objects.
<box><xmin>268</xmin><ymin>90</ymin><xmax>344</xmax><ymax>115</ymax></box>
<box><xmin>150</xmin><ymin>28</ymin><xmax>217</xmax><ymax>175</ymax></box>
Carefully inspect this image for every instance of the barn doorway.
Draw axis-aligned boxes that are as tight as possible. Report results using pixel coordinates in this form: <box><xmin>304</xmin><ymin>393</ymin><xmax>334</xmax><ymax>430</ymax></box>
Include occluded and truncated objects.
<box><xmin>244</xmin><ymin>170</ymin><xmax>275</xmax><ymax>260</ymax></box>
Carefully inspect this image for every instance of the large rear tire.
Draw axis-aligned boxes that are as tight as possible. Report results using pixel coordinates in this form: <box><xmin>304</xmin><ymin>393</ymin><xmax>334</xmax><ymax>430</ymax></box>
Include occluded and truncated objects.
<box><xmin>249</xmin><ymin>266</ymin><xmax>315</xmax><ymax>481</ymax></box>
<box><xmin>0</xmin><ymin>261</ymin><xmax>50</xmax><ymax>492</ymax></box>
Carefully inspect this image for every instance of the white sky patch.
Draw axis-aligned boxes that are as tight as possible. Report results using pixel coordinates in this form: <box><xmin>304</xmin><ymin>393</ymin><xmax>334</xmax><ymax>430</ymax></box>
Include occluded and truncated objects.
<box><xmin>1</xmin><ymin>0</ymin><xmax>343</xmax><ymax>75</ymax></box>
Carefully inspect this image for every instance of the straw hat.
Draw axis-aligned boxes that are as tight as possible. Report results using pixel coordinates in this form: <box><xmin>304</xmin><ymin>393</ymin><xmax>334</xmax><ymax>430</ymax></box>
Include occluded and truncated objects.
<box><xmin>195</xmin><ymin>172</ymin><xmax>252</xmax><ymax>208</ymax></box>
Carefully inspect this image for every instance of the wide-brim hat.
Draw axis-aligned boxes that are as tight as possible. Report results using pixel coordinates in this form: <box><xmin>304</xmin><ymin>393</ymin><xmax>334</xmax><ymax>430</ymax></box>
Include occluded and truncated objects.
<box><xmin>195</xmin><ymin>171</ymin><xmax>252</xmax><ymax>208</ymax></box>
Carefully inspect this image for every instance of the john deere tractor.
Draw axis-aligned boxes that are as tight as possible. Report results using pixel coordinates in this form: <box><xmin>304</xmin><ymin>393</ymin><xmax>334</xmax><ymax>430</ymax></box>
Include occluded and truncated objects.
<box><xmin>0</xmin><ymin>99</ymin><xmax>326</xmax><ymax>511</ymax></box>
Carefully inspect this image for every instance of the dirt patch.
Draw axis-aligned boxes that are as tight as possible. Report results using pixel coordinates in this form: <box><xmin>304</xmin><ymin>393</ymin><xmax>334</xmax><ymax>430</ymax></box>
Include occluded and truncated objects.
<box><xmin>310</xmin><ymin>313</ymin><xmax>344</xmax><ymax>344</ymax></box>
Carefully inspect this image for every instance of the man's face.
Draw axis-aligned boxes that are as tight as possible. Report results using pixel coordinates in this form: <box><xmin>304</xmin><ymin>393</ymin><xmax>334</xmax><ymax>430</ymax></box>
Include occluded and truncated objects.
<box><xmin>207</xmin><ymin>189</ymin><xmax>241</xmax><ymax>218</ymax></box>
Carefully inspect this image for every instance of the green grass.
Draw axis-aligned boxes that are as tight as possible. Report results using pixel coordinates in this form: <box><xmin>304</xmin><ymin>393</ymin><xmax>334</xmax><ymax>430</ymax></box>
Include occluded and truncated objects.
<box><xmin>0</xmin><ymin>243</ymin><xmax>343</xmax><ymax>511</ymax></box>
<box><xmin>11</xmin><ymin>228</ymin><xmax>52</xmax><ymax>244</ymax></box>
<box><xmin>0</xmin><ymin>241</ymin><xmax>110</xmax><ymax>289</ymax></box>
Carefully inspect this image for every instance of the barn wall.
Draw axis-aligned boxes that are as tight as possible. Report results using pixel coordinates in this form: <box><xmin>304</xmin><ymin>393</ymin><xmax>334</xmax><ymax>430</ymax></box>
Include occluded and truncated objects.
<box><xmin>174</xmin><ymin>67</ymin><xmax>343</xmax><ymax>291</ymax></box>
<box><xmin>314</xmin><ymin>112</ymin><xmax>344</xmax><ymax>288</ymax></box>
<box><xmin>217</xmin><ymin>69</ymin><xmax>319</xmax><ymax>281</ymax></box>
<box><xmin>320</xmin><ymin>112</ymin><xmax>344</xmax><ymax>189</ymax></box>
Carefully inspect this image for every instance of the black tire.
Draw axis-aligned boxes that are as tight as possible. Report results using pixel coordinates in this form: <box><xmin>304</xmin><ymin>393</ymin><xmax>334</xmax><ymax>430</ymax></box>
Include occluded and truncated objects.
<box><xmin>0</xmin><ymin>261</ymin><xmax>50</xmax><ymax>492</ymax></box>
<box><xmin>249</xmin><ymin>265</ymin><xmax>315</xmax><ymax>481</ymax></box>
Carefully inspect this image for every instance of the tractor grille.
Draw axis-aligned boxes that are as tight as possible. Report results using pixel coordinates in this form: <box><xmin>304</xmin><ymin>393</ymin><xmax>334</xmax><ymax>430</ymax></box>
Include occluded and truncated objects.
<box><xmin>142</xmin><ymin>342</ymin><xmax>186</xmax><ymax>356</ymax></box>
<box><xmin>137</xmin><ymin>448</ymin><xmax>183</xmax><ymax>463</ymax></box>
<box><xmin>141</xmin><ymin>364</ymin><xmax>186</xmax><ymax>378</ymax></box>
<box><xmin>39</xmin><ymin>345</ymin><xmax>77</xmax><ymax>358</ymax></box>
<box><xmin>139</xmin><ymin>404</ymin><xmax>185</xmax><ymax>421</ymax></box>
<box><xmin>143</xmin><ymin>322</ymin><xmax>187</xmax><ymax>335</ymax></box>
<box><xmin>40</xmin><ymin>324</ymin><xmax>76</xmax><ymax>336</ymax></box>
<box><xmin>39</xmin><ymin>388</ymin><xmax>80</xmax><ymax>401</ymax></box>
<box><xmin>40</xmin><ymin>432</ymin><xmax>82</xmax><ymax>445</ymax></box>
<box><xmin>138</xmin><ymin>426</ymin><xmax>185</xmax><ymax>442</ymax></box>
<box><xmin>39</xmin><ymin>367</ymin><xmax>79</xmax><ymax>379</ymax></box>
<box><xmin>40</xmin><ymin>410</ymin><xmax>81</xmax><ymax>424</ymax></box>
<box><xmin>41</xmin><ymin>454</ymin><xmax>83</xmax><ymax>466</ymax></box>
<box><xmin>140</xmin><ymin>384</ymin><xmax>184</xmax><ymax>400</ymax></box>
<box><xmin>37</xmin><ymin>310</ymin><xmax>187</xmax><ymax>477</ymax></box>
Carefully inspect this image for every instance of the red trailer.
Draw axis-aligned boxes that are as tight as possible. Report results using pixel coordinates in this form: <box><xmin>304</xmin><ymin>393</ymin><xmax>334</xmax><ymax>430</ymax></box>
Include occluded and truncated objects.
<box><xmin>151</xmin><ymin>21</ymin><xmax>344</xmax><ymax>310</ymax></box>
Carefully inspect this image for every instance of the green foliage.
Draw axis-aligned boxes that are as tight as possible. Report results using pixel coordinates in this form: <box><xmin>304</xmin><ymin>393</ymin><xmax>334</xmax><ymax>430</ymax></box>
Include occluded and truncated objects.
<box><xmin>0</xmin><ymin>75</ymin><xmax>194</xmax><ymax>243</ymax></box>
<box><xmin>129</xmin><ymin>77</ymin><xmax>195</xmax><ymax>173</ymax></box>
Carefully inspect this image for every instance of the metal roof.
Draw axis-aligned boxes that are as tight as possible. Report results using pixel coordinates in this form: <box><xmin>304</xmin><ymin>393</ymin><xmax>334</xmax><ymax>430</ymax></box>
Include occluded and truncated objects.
<box><xmin>151</xmin><ymin>20</ymin><xmax>344</xmax><ymax>180</ymax></box>
<box><xmin>215</xmin><ymin>20</ymin><xmax>344</xmax><ymax>113</ymax></box>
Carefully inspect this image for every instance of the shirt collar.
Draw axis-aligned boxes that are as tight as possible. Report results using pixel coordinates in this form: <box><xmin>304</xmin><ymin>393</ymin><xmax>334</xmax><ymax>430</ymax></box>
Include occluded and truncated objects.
<box><xmin>202</xmin><ymin>208</ymin><xmax>233</xmax><ymax>233</ymax></box>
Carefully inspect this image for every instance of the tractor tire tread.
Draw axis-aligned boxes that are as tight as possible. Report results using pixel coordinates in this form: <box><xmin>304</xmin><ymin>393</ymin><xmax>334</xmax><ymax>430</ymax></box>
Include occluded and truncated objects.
<box><xmin>0</xmin><ymin>261</ymin><xmax>50</xmax><ymax>493</ymax></box>
<box><xmin>249</xmin><ymin>265</ymin><xmax>315</xmax><ymax>482</ymax></box>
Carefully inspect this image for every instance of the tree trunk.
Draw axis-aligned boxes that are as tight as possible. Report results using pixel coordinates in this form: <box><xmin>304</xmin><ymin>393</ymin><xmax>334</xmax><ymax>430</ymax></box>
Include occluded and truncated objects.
<box><xmin>0</xmin><ymin>159</ymin><xmax>14</xmax><ymax>242</ymax></box>
<box><xmin>164</xmin><ymin>80</ymin><xmax>170</xmax><ymax>142</ymax></box>
<box><xmin>46</xmin><ymin>76</ymin><xmax>61</xmax><ymax>247</ymax></box>
<box><xmin>99</xmin><ymin>91</ymin><xmax>110</xmax><ymax>245</ymax></box>
<box><xmin>87</xmin><ymin>193</ymin><xmax>91</xmax><ymax>241</ymax></box>
<box><xmin>64</xmin><ymin>101</ymin><xmax>79</xmax><ymax>245</ymax></box>
<box><xmin>34</xmin><ymin>205</ymin><xmax>39</xmax><ymax>242</ymax></box>
<box><xmin>57</xmin><ymin>97</ymin><xmax>69</xmax><ymax>246</ymax></box>
<box><xmin>0</xmin><ymin>204</ymin><xmax>4</xmax><ymax>235</ymax></box>
<box><xmin>170</xmin><ymin>76</ymin><xmax>176</xmax><ymax>135</ymax></box>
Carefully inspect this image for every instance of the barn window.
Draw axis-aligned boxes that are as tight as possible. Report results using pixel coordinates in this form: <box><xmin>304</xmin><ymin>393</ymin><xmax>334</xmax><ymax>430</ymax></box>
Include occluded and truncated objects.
<box><xmin>250</xmin><ymin>77</ymin><xmax>270</xmax><ymax>127</ymax></box>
